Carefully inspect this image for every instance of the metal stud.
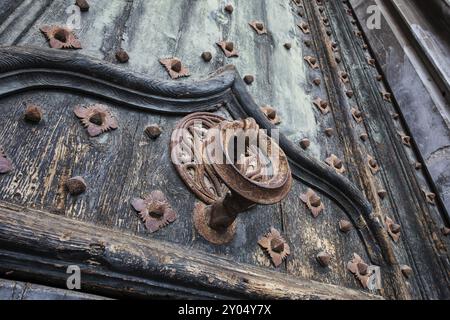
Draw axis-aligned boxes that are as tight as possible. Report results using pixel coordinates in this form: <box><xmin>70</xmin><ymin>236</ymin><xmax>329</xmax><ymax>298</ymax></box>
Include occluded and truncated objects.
<box><xmin>367</xmin><ymin>57</ymin><xmax>376</xmax><ymax>67</ymax></box>
<box><xmin>400</xmin><ymin>265</ymin><xmax>413</xmax><ymax>279</ymax></box>
<box><xmin>351</xmin><ymin>107</ymin><xmax>363</xmax><ymax>123</ymax></box>
<box><xmin>347</xmin><ymin>253</ymin><xmax>372</xmax><ymax>289</ymax></box>
<box><xmin>40</xmin><ymin>25</ymin><xmax>81</xmax><ymax>49</ymax></box>
<box><xmin>298</xmin><ymin>22</ymin><xmax>310</xmax><ymax>34</ymax></box>
<box><xmin>261</xmin><ymin>105</ymin><xmax>281</xmax><ymax>125</ymax></box>
<box><xmin>258</xmin><ymin>228</ymin><xmax>290</xmax><ymax>267</ymax></box>
<box><xmin>441</xmin><ymin>227</ymin><xmax>450</xmax><ymax>236</ymax></box>
<box><xmin>65</xmin><ymin>176</ymin><xmax>87</xmax><ymax>196</ymax></box>
<box><xmin>325</xmin><ymin>154</ymin><xmax>346</xmax><ymax>174</ymax></box>
<box><xmin>115</xmin><ymin>49</ymin><xmax>129</xmax><ymax>63</ymax></box>
<box><xmin>381</xmin><ymin>91</ymin><xmax>392</xmax><ymax>102</ymax></box>
<box><xmin>0</xmin><ymin>146</ymin><xmax>13</xmax><ymax>174</ymax></box>
<box><xmin>145</xmin><ymin>124</ymin><xmax>162</xmax><ymax>139</ymax></box>
<box><xmin>304</xmin><ymin>56</ymin><xmax>319</xmax><ymax>69</ymax></box>
<box><xmin>300</xmin><ymin>138</ymin><xmax>311</xmax><ymax>150</ymax></box>
<box><xmin>224</xmin><ymin>3</ymin><xmax>234</xmax><ymax>13</ymax></box>
<box><xmin>300</xmin><ymin>188</ymin><xmax>324</xmax><ymax>218</ymax></box>
<box><xmin>360</xmin><ymin>133</ymin><xmax>368</xmax><ymax>141</ymax></box>
<box><xmin>377</xmin><ymin>189</ymin><xmax>387</xmax><ymax>199</ymax></box>
<box><xmin>243</xmin><ymin>75</ymin><xmax>255</xmax><ymax>85</ymax></box>
<box><xmin>24</xmin><ymin>104</ymin><xmax>43</xmax><ymax>123</ymax></box>
<box><xmin>313</xmin><ymin>97</ymin><xmax>330</xmax><ymax>114</ymax></box>
<box><xmin>201</xmin><ymin>51</ymin><xmax>212</xmax><ymax>62</ymax></box>
<box><xmin>385</xmin><ymin>216</ymin><xmax>401</xmax><ymax>242</ymax></box>
<box><xmin>159</xmin><ymin>57</ymin><xmax>190</xmax><ymax>79</ymax></box>
<box><xmin>325</xmin><ymin>128</ymin><xmax>334</xmax><ymax>137</ymax></box>
<box><xmin>217</xmin><ymin>41</ymin><xmax>239</xmax><ymax>58</ymax></box>
<box><xmin>422</xmin><ymin>189</ymin><xmax>436</xmax><ymax>205</ymax></box>
<box><xmin>331</xmin><ymin>41</ymin><xmax>338</xmax><ymax>52</ymax></box>
<box><xmin>249</xmin><ymin>20</ymin><xmax>268</xmax><ymax>35</ymax></box>
<box><xmin>398</xmin><ymin>131</ymin><xmax>411</xmax><ymax>147</ymax></box>
<box><xmin>339</xmin><ymin>219</ymin><xmax>352</xmax><ymax>233</ymax></box>
<box><xmin>312</xmin><ymin>78</ymin><xmax>321</xmax><ymax>86</ymax></box>
<box><xmin>339</xmin><ymin>71</ymin><xmax>349</xmax><ymax>84</ymax></box>
<box><xmin>74</xmin><ymin>104</ymin><xmax>118</xmax><ymax>137</ymax></box>
<box><xmin>316</xmin><ymin>251</ymin><xmax>331</xmax><ymax>267</ymax></box>
<box><xmin>75</xmin><ymin>0</ymin><xmax>89</xmax><ymax>11</ymax></box>
<box><xmin>368</xmin><ymin>155</ymin><xmax>380</xmax><ymax>175</ymax></box>
<box><xmin>131</xmin><ymin>190</ymin><xmax>177</xmax><ymax>233</ymax></box>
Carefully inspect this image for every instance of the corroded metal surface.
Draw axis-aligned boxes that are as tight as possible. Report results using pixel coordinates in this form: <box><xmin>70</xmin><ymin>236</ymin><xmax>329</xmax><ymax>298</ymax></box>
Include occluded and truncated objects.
<box><xmin>172</xmin><ymin>113</ymin><xmax>292</xmax><ymax>244</ymax></box>
<box><xmin>0</xmin><ymin>0</ymin><xmax>448</xmax><ymax>299</ymax></box>
<box><xmin>170</xmin><ymin>112</ymin><xmax>228</xmax><ymax>205</ymax></box>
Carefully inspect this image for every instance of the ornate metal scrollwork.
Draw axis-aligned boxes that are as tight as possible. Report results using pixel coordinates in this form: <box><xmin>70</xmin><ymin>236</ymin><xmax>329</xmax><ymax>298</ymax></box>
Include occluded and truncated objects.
<box><xmin>171</xmin><ymin>112</ymin><xmax>292</xmax><ymax>244</ymax></box>
<box><xmin>170</xmin><ymin>113</ymin><xmax>228</xmax><ymax>205</ymax></box>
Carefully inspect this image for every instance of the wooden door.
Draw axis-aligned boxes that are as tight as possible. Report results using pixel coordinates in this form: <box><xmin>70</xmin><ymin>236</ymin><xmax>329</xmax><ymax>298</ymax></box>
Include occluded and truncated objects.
<box><xmin>0</xmin><ymin>0</ymin><xmax>448</xmax><ymax>300</ymax></box>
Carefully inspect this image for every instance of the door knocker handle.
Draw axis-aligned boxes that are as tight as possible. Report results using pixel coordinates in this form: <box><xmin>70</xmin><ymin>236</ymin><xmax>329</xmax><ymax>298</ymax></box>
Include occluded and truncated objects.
<box><xmin>171</xmin><ymin>113</ymin><xmax>292</xmax><ymax>244</ymax></box>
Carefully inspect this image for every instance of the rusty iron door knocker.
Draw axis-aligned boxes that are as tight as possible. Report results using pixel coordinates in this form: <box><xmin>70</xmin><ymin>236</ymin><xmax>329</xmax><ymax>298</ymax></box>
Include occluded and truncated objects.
<box><xmin>171</xmin><ymin>112</ymin><xmax>292</xmax><ymax>244</ymax></box>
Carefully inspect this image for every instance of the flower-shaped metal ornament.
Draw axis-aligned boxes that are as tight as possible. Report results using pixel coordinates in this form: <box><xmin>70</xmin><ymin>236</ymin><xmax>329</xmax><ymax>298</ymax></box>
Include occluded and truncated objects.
<box><xmin>131</xmin><ymin>190</ymin><xmax>177</xmax><ymax>233</ymax></box>
<box><xmin>325</xmin><ymin>154</ymin><xmax>346</xmax><ymax>174</ymax></box>
<box><xmin>249</xmin><ymin>20</ymin><xmax>268</xmax><ymax>35</ymax></box>
<box><xmin>300</xmin><ymin>188</ymin><xmax>324</xmax><ymax>218</ymax></box>
<box><xmin>40</xmin><ymin>25</ymin><xmax>81</xmax><ymax>49</ymax></box>
<box><xmin>260</xmin><ymin>105</ymin><xmax>281</xmax><ymax>125</ymax></box>
<box><xmin>258</xmin><ymin>228</ymin><xmax>290</xmax><ymax>267</ymax></box>
<box><xmin>0</xmin><ymin>146</ymin><xmax>13</xmax><ymax>174</ymax></box>
<box><xmin>313</xmin><ymin>97</ymin><xmax>329</xmax><ymax>114</ymax></box>
<box><xmin>347</xmin><ymin>253</ymin><xmax>371</xmax><ymax>288</ymax></box>
<box><xmin>385</xmin><ymin>216</ymin><xmax>401</xmax><ymax>242</ymax></box>
<box><xmin>74</xmin><ymin>104</ymin><xmax>118</xmax><ymax>137</ymax></box>
<box><xmin>367</xmin><ymin>155</ymin><xmax>380</xmax><ymax>175</ymax></box>
<box><xmin>159</xmin><ymin>57</ymin><xmax>190</xmax><ymax>79</ymax></box>
<box><xmin>217</xmin><ymin>41</ymin><xmax>239</xmax><ymax>58</ymax></box>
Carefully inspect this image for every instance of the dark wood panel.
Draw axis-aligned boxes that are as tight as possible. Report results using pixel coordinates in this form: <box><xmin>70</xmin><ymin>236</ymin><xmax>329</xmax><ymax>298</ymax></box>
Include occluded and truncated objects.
<box><xmin>0</xmin><ymin>46</ymin><xmax>387</xmax><ymax>298</ymax></box>
<box><xmin>348</xmin><ymin>0</ymin><xmax>450</xmax><ymax>299</ymax></box>
<box><xmin>0</xmin><ymin>90</ymin><xmax>281</xmax><ymax>269</ymax></box>
<box><xmin>0</xmin><ymin>202</ymin><xmax>381</xmax><ymax>300</ymax></box>
<box><xmin>0</xmin><ymin>278</ymin><xmax>109</xmax><ymax>300</ymax></box>
<box><xmin>0</xmin><ymin>0</ymin><xmax>448</xmax><ymax>300</ymax></box>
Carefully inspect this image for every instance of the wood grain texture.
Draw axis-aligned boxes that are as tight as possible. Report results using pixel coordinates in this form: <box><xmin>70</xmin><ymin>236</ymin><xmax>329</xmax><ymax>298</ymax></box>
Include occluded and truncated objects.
<box><xmin>0</xmin><ymin>278</ymin><xmax>109</xmax><ymax>300</ymax></box>
<box><xmin>0</xmin><ymin>46</ymin><xmax>380</xmax><ymax>294</ymax></box>
<box><xmin>0</xmin><ymin>0</ymin><xmax>448</xmax><ymax>299</ymax></box>
<box><xmin>0</xmin><ymin>202</ymin><xmax>382</xmax><ymax>300</ymax></box>
<box><xmin>325</xmin><ymin>0</ymin><xmax>450</xmax><ymax>299</ymax></box>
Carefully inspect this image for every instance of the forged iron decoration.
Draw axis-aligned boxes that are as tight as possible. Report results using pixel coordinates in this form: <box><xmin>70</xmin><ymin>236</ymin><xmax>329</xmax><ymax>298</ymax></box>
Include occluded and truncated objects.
<box><xmin>40</xmin><ymin>25</ymin><xmax>81</xmax><ymax>49</ymax></box>
<box><xmin>73</xmin><ymin>104</ymin><xmax>118</xmax><ymax>137</ymax></box>
<box><xmin>0</xmin><ymin>146</ymin><xmax>13</xmax><ymax>174</ymax></box>
<box><xmin>258</xmin><ymin>228</ymin><xmax>290</xmax><ymax>267</ymax></box>
<box><xmin>171</xmin><ymin>113</ymin><xmax>292</xmax><ymax>244</ymax></box>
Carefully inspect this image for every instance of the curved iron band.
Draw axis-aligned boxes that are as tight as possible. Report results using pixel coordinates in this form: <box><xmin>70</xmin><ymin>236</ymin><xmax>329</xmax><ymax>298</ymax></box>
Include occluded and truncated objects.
<box><xmin>0</xmin><ymin>46</ymin><xmax>384</xmax><ymax>266</ymax></box>
<box><xmin>231</xmin><ymin>79</ymin><xmax>385</xmax><ymax>267</ymax></box>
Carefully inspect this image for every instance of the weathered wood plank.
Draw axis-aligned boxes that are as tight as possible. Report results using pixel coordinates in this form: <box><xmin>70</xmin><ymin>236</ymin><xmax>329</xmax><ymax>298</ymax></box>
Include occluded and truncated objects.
<box><xmin>0</xmin><ymin>90</ymin><xmax>281</xmax><ymax>269</ymax></box>
<box><xmin>0</xmin><ymin>0</ymin><xmax>448</xmax><ymax>300</ymax></box>
<box><xmin>328</xmin><ymin>0</ymin><xmax>450</xmax><ymax>299</ymax></box>
<box><xmin>0</xmin><ymin>278</ymin><xmax>109</xmax><ymax>300</ymax></box>
<box><xmin>0</xmin><ymin>46</ymin><xmax>384</xmax><ymax>293</ymax></box>
<box><xmin>0</xmin><ymin>201</ymin><xmax>382</xmax><ymax>300</ymax></box>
